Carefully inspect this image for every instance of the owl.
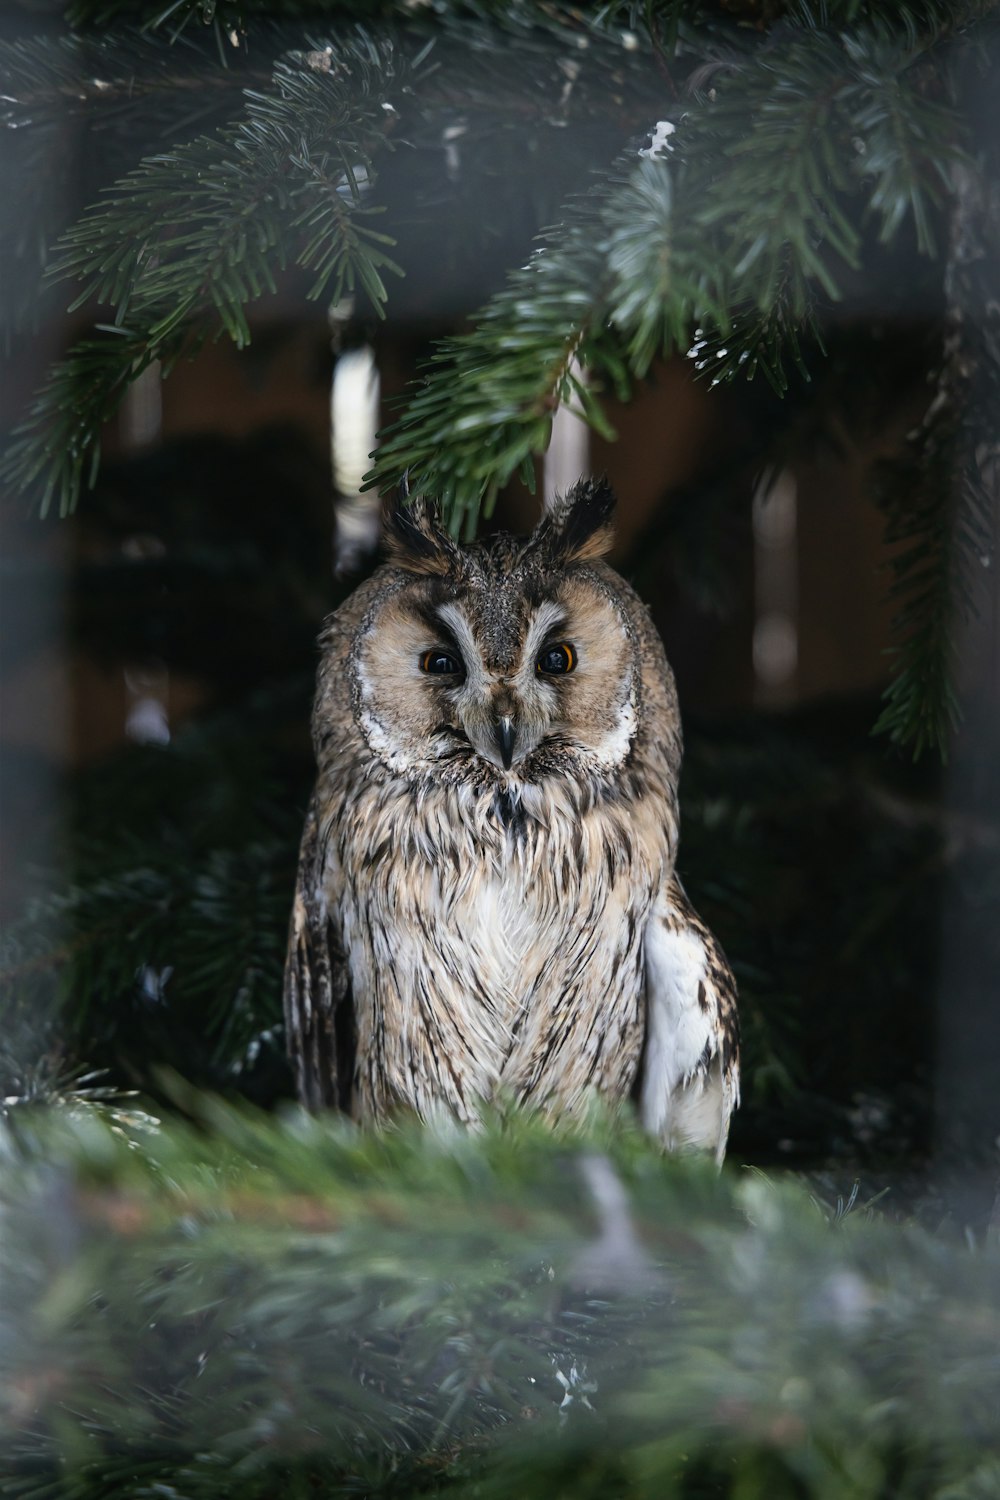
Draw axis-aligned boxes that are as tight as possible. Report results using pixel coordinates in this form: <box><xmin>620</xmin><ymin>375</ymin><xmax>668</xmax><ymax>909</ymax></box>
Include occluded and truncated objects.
<box><xmin>284</xmin><ymin>479</ymin><xmax>739</xmax><ymax>1160</ymax></box>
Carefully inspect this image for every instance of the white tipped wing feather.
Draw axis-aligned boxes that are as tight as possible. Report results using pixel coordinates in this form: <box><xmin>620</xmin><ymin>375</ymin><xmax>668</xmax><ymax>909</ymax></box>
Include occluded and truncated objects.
<box><xmin>639</xmin><ymin>876</ymin><xmax>740</xmax><ymax>1164</ymax></box>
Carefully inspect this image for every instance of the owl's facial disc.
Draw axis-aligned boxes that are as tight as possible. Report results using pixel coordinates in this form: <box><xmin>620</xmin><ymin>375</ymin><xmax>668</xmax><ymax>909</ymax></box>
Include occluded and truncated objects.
<box><xmin>428</xmin><ymin>598</ymin><xmax>576</xmax><ymax>771</ymax></box>
<box><xmin>353</xmin><ymin>569</ymin><xmax>639</xmax><ymax>782</ymax></box>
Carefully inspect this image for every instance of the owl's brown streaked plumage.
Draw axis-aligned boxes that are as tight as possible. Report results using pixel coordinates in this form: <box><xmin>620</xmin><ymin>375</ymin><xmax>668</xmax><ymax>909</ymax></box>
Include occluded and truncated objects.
<box><xmin>284</xmin><ymin>480</ymin><xmax>739</xmax><ymax>1159</ymax></box>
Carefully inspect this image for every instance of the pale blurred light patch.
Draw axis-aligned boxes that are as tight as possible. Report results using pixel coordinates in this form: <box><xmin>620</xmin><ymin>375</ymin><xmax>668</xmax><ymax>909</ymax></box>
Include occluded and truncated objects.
<box><xmin>752</xmin><ymin>467</ymin><xmax>799</xmax><ymax>703</ymax></box>
<box><xmin>753</xmin><ymin>466</ymin><xmax>797</xmax><ymax>549</ymax></box>
<box><xmin>332</xmin><ymin>345</ymin><xmax>380</xmax><ymax>497</ymax></box>
<box><xmin>120</xmin><ymin>360</ymin><xmax>163</xmax><ymax>450</ymax></box>
<box><xmin>753</xmin><ymin>613</ymin><xmax>799</xmax><ymax>686</ymax></box>
<box><xmin>332</xmin><ymin>344</ymin><xmax>381</xmax><ymax>573</ymax></box>
<box><xmin>120</xmin><ymin>373</ymin><xmax>169</xmax><ymax>743</ymax></box>
<box><xmin>124</xmin><ymin>659</ymin><xmax>171</xmax><ymax>745</ymax></box>
<box><xmin>544</xmin><ymin>358</ymin><xmax>590</xmax><ymax>502</ymax></box>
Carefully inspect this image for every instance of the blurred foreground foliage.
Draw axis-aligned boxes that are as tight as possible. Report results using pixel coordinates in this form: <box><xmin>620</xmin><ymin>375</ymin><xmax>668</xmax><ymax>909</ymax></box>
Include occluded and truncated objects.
<box><xmin>2</xmin><ymin>8</ymin><xmax>999</xmax><ymax>1487</ymax></box>
<box><xmin>1</xmin><ymin>1101</ymin><xmax>999</xmax><ymax>1500</ymax></box>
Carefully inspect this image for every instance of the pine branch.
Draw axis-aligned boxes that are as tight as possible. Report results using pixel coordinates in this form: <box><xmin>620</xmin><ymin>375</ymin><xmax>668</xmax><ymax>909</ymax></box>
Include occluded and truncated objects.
<box><xmin>4</xmin><ymin>5</ymin><xmax>974</xmax><ymax>524</ymax></box>
<box><xmin>63</xmin><ymin>0</ymin><xmax>392</xmax><ymax>32</ymax></box>
<box><xmin>0</xmin><ymin>331</ymin><xmax>164</xmax><ymax>518</ymax></box>
<box><xmin>791</xmin><ymin>0</ymin><xmax>1000</xmax><ymax>32</ymax></box>
<box><xmin>873</xmin><ymin>157</ymin><xmax>999</xmax><ymax>758</ymax></box>
<box><xmin>2</xmin><ymin>1104</ymin><xmax>999</xmax><ymax>1500</ymax></box>
<box><xmin>0</xmin><ymin>1054</ymin><xmax>160</xmax><ymax>1132</ymax></box>
<box><xmin>47</xmin><ymin>40</ymin><xmax>407</xmax><ymax>326</ymax></box>
<box><xmin>0</xmin><ymin>28</ymin><xmax>273</xmax><ymax>346</ymax></box>
<box><xmin>2</xmin><ymin>0</ymin><xmax>991</xmax><ymax>759</ymax></box>
<box><xmin>1</xmin><ymin>33</ymin><xmax>415</xmax><ymax>515</ymax></box>
<box><xmin>0</xmin><ymin>27</ymin><xmax>259</xmax><ymax>124</ymax></box>
<box><xmin>369</xmin><ymin>166</ymin><xmax>615</xmax><ymax>537</ymax></box>
<box><xmin>58</xmin><ymin>0</ymin><xmax>1000</xmax><ymax>44</ymax></box>
<box><xmin>0</xmin><ymin>2</ymin><xmax>682</xmax><ymax>357</ymax></box>
<box><xmin>841</xmin><ymin>24</ymin><xmax>962</xmax><ymax>255</ymax></box>
<box><xmin>690</xmin><ymin>32</ymin><xmax>862</xmax><ymax>309</ymax></box>
<box><xmin>368</xmin><ymin>16</ymin><xmax>966</xmax><ymax>528</ymax></box>
<box><xmin>873</xmin><ymin>430</ymin><xmax>966</xmax><ymax>761</ymax></box>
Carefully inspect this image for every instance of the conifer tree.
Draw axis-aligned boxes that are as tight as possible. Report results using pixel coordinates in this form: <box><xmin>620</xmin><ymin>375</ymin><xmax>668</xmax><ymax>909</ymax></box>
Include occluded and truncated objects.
<box><xmin>2</xmin><ymin>0</ymin><xmax>997</xmax><ymax>755</ymax></box>
<box><xmin>2</xmin><ymin>10</ymin><xmax>1000</xmax><ymax>1497</ymax></box>
<box><xmin>2</xmin><ymin>0</ymin><xmax>998</xmax><ymax>1134</ymax></box>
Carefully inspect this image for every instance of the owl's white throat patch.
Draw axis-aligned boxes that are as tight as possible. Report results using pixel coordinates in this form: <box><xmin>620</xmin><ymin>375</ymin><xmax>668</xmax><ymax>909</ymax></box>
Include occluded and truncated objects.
<box><xmin>590</xmin><ymin>673</ymin><xmax>638</xmax><ymax>769</ymax></box>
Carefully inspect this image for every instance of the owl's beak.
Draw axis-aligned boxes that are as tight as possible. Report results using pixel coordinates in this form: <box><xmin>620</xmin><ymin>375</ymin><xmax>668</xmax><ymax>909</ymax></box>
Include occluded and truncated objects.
<box><xmin>495</xmin><ymin>714</ymin><xmax>516</xmax><ymax>770</ymax></box>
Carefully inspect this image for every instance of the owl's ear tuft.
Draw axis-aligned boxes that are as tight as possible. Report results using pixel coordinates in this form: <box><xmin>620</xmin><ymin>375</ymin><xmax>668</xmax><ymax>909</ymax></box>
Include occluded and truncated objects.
<box><xmin>384</xmin><ymin>486</ymin><xmax>460</xmax><ymax>576</ymax></box>
<box><xmin>532</xmin><ymin>477</ymin><xmax>617</xmax><ymax>564</ymax></box>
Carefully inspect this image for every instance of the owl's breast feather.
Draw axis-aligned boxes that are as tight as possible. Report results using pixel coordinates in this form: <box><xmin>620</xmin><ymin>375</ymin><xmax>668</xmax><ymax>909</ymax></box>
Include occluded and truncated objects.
<box><xmin>341</xmin><ymin>781</ymin><xmax>670</xmax><ymax>1125</ymax></box>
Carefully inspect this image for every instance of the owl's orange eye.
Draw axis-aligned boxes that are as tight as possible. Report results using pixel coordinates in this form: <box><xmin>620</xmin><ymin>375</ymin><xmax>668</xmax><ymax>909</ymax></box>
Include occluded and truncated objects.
<box><xmin>421</xmin><ymin>649</ymin><xmax>462</xmax><ymax>675</ymax></box>
<box><xmin>536</xmin><ymin>642</ymin><xmax>575</xmax><ymax>676</ymax></box>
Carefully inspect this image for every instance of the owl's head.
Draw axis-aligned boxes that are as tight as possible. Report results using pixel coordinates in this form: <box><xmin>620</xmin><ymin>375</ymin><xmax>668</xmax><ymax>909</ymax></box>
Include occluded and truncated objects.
<box><xmin>350</xmin><ymin>479</ymin><xmax>644</xmax><ymax>786</ymax></box>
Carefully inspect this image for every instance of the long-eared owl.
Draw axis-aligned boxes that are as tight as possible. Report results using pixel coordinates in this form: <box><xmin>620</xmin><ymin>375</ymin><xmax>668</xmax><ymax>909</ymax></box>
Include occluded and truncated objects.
<box><xmin>284</xmin><ymin>480</ymin><xmax>739</xmax><ymax>1160</ymax></box>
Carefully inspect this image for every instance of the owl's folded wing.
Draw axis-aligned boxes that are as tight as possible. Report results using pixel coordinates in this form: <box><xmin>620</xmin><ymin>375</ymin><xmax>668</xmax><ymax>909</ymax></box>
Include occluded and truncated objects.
<box><xmin>283</xmin><ymin>791</ymin><xmax>353</xmax><ymax>1111</ymax></box>
<box><xmin>638</xmin><ymin>874</ymin><xmax>740</xmax><ymax>1164</ymax></box>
